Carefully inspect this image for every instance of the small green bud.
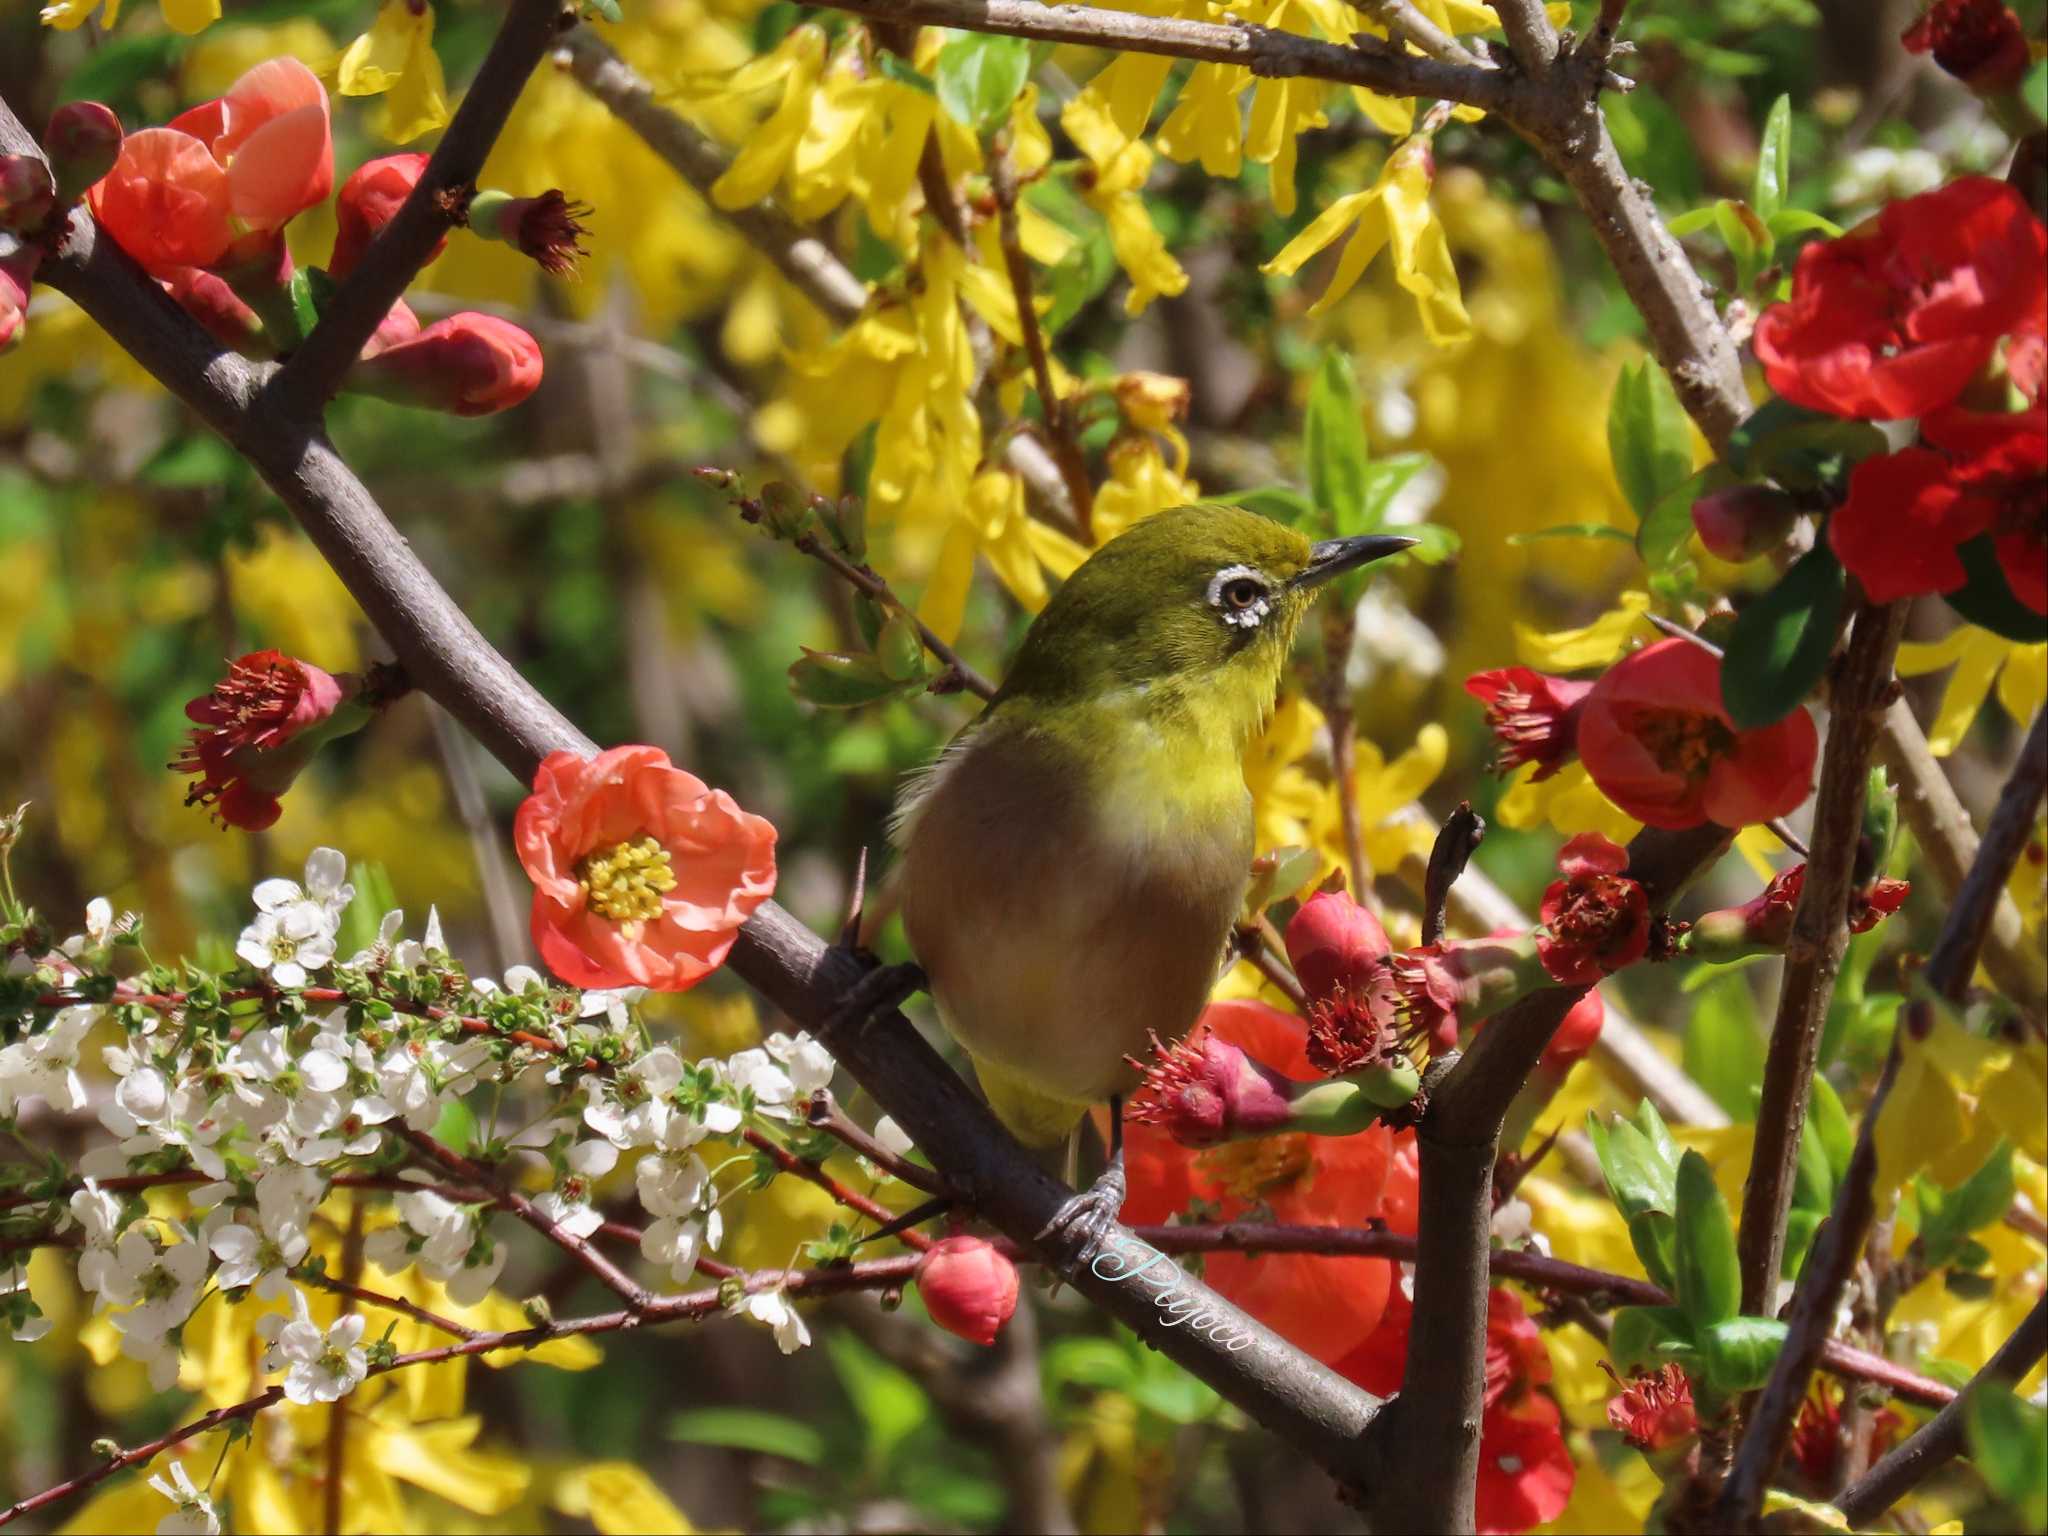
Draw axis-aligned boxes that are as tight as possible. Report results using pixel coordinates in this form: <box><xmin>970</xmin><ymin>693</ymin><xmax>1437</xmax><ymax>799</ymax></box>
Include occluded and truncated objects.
<box><xmin>757</xmin><ymin>481</ymin><xmax>813</xmax><ymax>539</ymax></box>
<box><xmin>789</xmin><ymin>648</ymin><xmax>903</xmax><ymax>708</ymax></box>
<box><xmin>876</xmin><ymin>612</ymin><xmax>927</xmax><ymax>682</ymax></box>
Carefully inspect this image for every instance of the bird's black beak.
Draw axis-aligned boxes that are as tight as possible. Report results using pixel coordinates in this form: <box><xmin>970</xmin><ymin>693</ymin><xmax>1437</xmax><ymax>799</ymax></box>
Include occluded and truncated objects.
<box><xmin>1291</xmin><ymin>533</ymin><xmax>1418</xmax><ymax>591</ymax></box>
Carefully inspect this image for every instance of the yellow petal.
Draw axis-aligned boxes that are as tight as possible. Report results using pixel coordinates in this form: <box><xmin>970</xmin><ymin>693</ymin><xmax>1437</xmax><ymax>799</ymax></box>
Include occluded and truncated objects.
<box><xmin>1351</xmin><ymin>88</ymin><xmax>1415</xmax><ymax>137</ymax></box>
<box><xmin>378</xmin><ymin>10</ymin><xmax>449</xmax><ymax>144</ymax></box>
<box><xmin>370</xmin><ymin>1415</ymin><xmax>531</xmax><ymax>1514</ymax></box>
<box><xmin>1514</xmin><ymin>591</ymin><xmax>1651</xmax><ymax>670</ymax></box>
<box><xmin>159</xmin><ymin>0</ymin><xmax>219</xmax><ymax>33</ymax></box>
<box><xmin>1380</xmin><ymin>150</ymin><xmax>1470</xmax><ymax>341</ymax></box>
<box><xmin>555</xmin><ymin>1462</ymin><xmax>696</xmax><ymax>1535</ymax></box>
<box><xmin>1154</xmin><ymin>63</ymin><xmax>1246</xmax><ymax>177</ymax></box>
<box><xmin>1926</xmin><ymin>634</ymin><xmax>2006</xmax><ymax>755</ymax></box>
<box><xmin>1895</xmin><ymin>627</ymin><xmax>1980</xmax><ymax>676</ymax></box>
<box><xmin>1996</xmin><ymin>642</ymin><xmax>2046</xmax><ymax>731</ymax></box>
<box><xmin>1262</xmin><ymin>185</ymin><xmax>1380</xmax><ymax>278</ymax></box>
<box><xmin>919</xmin><ymin>522</ymin><xmax>978</xmax><ymax>644</ymax></box>
<box><xmin>711</xmin><ymin>27</ymin><xmax>823</xmax><ymax>210</ymax></box>
<box><xmin>38</xmin><ymin>0</ymin><xmax>105</xmax><ymax>31</ymax></box>
<box><xmin>1010</xmin><ymin>84</ymin><xmax>1053</xmax><ymax>175</ymax></box>
<box><xmin>1733</xmin><ymin>824</ymin><xmax>1781</xmax><ymax>882</ymax></box>
<box><xmin>337</xmin><ymin>0</ymin><xmax>418</xmax><ymax>95</ymax></box>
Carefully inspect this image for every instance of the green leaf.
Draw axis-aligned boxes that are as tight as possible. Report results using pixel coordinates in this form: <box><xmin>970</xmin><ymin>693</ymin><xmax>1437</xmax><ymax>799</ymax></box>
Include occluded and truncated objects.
<box><xmin>1627</xmin><ymin>1210</ymin><xmax>1680</xmax><ymax>1295</ymax></box>
<box><xmin>1390</xmin><ymin>522</ymin><xmax>1460</xmax><ymax>566</ymax></box>
<box><xmin>1712</xmin><ymin>199</ymin><xmax>1771</xmax><ymax>290</ymax></box>
<box><xmin>1674</xmin><ymin>1150</ymin><xmax>1741</xmax><ymax>1329</ymax></box>
<box><xmin>1214</xmin><ymin>485</ymin><xmax>1316</xmax><ymax>524</ymax></box>
<box><xmin>1305</xmin><ymin>351</ymin><xmax>1373</xmax><ymax>532</ymax></box>
<box><xmin>2025</xmin><ymin>56</ymin><xmax>2048</xmax><ymax>124</ymax></box>
<box><xmin>1350</xmin><ymin>453</ymin><xmax>1432</xmax><ymax>531</ymax></box>
<box><xmin>1944</xmin><ymin>535</ymin><xmax>2048</xmax><ymax>643</ymax></box>
<box><xmin>665</xmin><ymin>1407</ymin><xmax>826</xmax><ymax>1466</ymax></box>
<box><xmin>1667</xmin><ymin>205</ymin><xmax>1719</xmax><ymax>237</ymax></box>
<box><xmin>1765</xmin><ymin>207</ymin><xmax>1843</xmax><ymax>242</ymax></box>
<box><xmin>1609</xmin><ymin>1305</ymin><xmax>1698</xmax><ymax>1375</ymax></box>
<box><xmin>1720</xmin><ymin>543</ymin><xmax>1846</xmax><ymax>729</ymax></box>
<box><xmin>788</xmin><ymin>649</ymin><xmax>909</xmax><ymax>708</ymax></box>
<box><xmin>1698</xmin><ymin>1316</ymin><xmax>1788</xmax><ymax>1392</ymax></box>
<box><xmin>1751</xmin><ymin>95</ymin><xmax>1791</xmax><ymax>220</ymax></box>
<box><xmin>1639</xmin><ymin>466</ymin><xmax>1734</xmax><ymax>573</ymax></box>
<box><xmin>1917</xmin><ymin>1140</ymin><xmax>2015</xmax><ymax>1269</ymax></box>
<box><xmin>1507</xmin><ymin>523</ymin><xmax>1635</xmax><ymax>547</ymax></box>
<box><xmin>430</xmin><ymin>1097</ymin><xmax>477</xmax><ymax>1158</ymax></box>
<box><xmin>1807</xmin><ymin>1075</ymin><xmax>1853</xmax><ymax>1187</ymax></box>
<box><xmin>1791</xmin><ymin>1109</ymin><xmax>1834</xmax><ymax>1215</ymax></box>
<box><xmin>826</xmin><ymin>1331</ymin><xmax>928</xmax><ymax>1472</ymax></box>
<box><xmin>1043</xmin><ymin>1336</ymin><xmax>1137</xmax><ymax>1393</ymax></box>
<box><xmin>1726</xmin><ymin>398</ymin><xmax>1886</xmax><ymax>490</ymax></box>
<box><xmin>1589</xmin><ymin>1106</ymin><xmax>1680</xmax><ymax>1222</ymax></box>
<box><xmin>59</xmin><ymin>32</ymin><xmax>184</xmax><ymax>105</ymax></box>
<box><xmin>1607</xmin><ymin>358</ymin><xmax>1695</xmax><ymax>526</ymax></box>
<box><xmin>934</xmin><ymin>33</ymin><xmax>1032</xmax><ymax>132</ymax></box>
<box><xmin>1969</xmin><ymin>1387</ymin><xmax>2048</xmax><ymax>1529</ymax></box>
<box><xmin>1683</xmin><ymin>973</ymin><xmax>1765</xmax><ymax>1122</ymax></box>
<box><xmin>877</xmin><ymin>53</ymin><xmax>936</xmax><ymax>96</ymax></box>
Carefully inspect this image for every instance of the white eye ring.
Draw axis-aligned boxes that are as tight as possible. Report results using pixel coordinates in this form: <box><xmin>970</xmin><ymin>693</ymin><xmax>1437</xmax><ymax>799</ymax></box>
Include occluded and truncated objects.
<box><xmin>1207</xmin><ymin>565</ymin><xmax>1272</xmax><ymax>629</ymax></box>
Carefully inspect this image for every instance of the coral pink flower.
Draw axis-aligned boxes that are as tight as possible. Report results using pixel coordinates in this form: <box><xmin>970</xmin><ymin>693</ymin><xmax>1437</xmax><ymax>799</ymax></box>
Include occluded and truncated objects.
<box><xmin>915</xmin><ymin>1237</ymin><xmax>1020</xmax><ymax>1346</ymax></box>
<box><xmin>349</xmin><ymin>312</ymin><xmax>542</xmax><ymax>416</ymax></box>
<box><xmin>160</xmin><ymin>267</ymin><xmax>266</xmax><ymax>353</ymax></box>
<box><xmin>1121</xmin><ymin>1000</ymin><xmax>1396</xmax><ymax>1365</ymax></box>
<box><xmin>172</xmin><ymin>651</ymin><xmax>352</xmax><ymax>831</ymax></box>
<box><xmin>514</xmin><ymin>745</ymin><xmax>777</xmax><ymax>992</ymax></box>
<box><xmin>1284</xmin><ymin>887</ymin><xmax>1390</xmax><ymax>1001</ymax></box>
<box><xmin>1536</xmin><ymin>833</ymin><xmax>1650</xmax><ymax>985</ymax></box>
<box><xmin>90</xmin><ymin>58</ymin><xmax>333</xmax><ymax>278</ymax></box>
<box><xmin>1833</xmin><ymin>404</ymin><xmax>2047</xmax><ymax>614</ymax></box>
<box><xmin>330</xmin><ymin>153</ymin><xmax>440</xmax><ymax>281</ymax></box>
<box><xmin>1752</xmin><ymin>177</ymin><xmax>2046</xmax><ymax>421</ymax></box>
<box><xmin>1338</xmin><ymin>1284</ymin><xmax>1574</xmax><ymax>1534</ymax></box>
<box><xmin>1464</xmin><ymin>668</ymin><xmax>1594</xmax><ymax>781</ymax></box>
<box><xmin>1578</xmin><ymin>639</ymin><xmax>1820</xmax><ymax>830</ymax></box>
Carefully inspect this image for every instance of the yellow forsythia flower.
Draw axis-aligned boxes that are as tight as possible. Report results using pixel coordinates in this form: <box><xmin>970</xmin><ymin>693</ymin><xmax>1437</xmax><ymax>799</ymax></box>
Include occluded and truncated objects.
<box><xmin>1263</xmin><ymin>137</ymin><xmax>1470</xmax><ymax>339</ymax></box>
<box><xmin>1895</xmin><ymin>629</ymin><xmax>2047</xmax><ymax>756</ymax></box>
<box><xmin>40</xmin><ymin>0</ymin><xmax>218</xmax><ymax>33</ymax></box>
<box><xmin>1514</xmin><ymin>590</ymin><xmax>1653</xmax><ymax>671</ymax></box>
<box><xmin>556</xmin><ymin>1462</ymin><xmax>697</xmax><ymax>1534</ymax></box>
<box><xmin>337</xmin><ymin>0</ymin><xmax>451</xmax><ymax>144</ymax></box>
<box><xmin>1063</xmin><ymin>86</ymin><xmax>1189</xmax><ymax>315</ymax></box>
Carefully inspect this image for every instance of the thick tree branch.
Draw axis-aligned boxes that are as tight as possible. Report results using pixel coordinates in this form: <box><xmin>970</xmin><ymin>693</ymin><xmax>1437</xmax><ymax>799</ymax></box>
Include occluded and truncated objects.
<box><xmin>268</xmin><ymin>0</ymin><xmax>571</xmax><ymax>419</ymax></box>
<box><xmin>1833</xmin><ymin>1293</ymin><xmax>2048</xmax><ymax>1526</ymax></box>
<box><xmin>1738</xmin><ymin>601</ymin><xmax>1905</xmax><ymax>1316</ymax></box>
<box><xmin>1719</xmin><ymin>717</ymin><xmax>2048</xmax><ymax>1525</ymax></box>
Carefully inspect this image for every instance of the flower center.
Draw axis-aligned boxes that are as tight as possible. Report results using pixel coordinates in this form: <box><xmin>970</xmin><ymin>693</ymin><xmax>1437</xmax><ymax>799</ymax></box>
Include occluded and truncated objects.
<box><xmin>140</xmin><ymin>1262</ymin><xmax>179</xmax><ymax>1302</ymax></box>
<box><xmin>1196</xmin><ymin>1134</ymin><xmax>1313</xmax><ymax>1202</ymax></box>
<box><xmin>318</xmin><ymin>1343</ymin><xmax>350</xmax><ymax>1378</ymax></box>
<box><xmin>269</xmin><ymin>931</ymin><xmax>300</xmax><ymax>961</ymax></box>
<box><xmin>579</xmin><ymin>836</ymin><xmax>677</xmax><ymax>923</ymax></box>
<box><xmin>1628</xmin><ymin>707</ymin><xmax>1734</xmax><ymax>779</ymax></box>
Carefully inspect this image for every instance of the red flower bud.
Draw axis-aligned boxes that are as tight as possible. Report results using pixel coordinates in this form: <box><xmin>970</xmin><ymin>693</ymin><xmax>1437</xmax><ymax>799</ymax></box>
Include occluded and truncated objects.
<box><xmin>0</xmin><ymin>243</ymin><xmax>37</xmax><ymax>354</ymax></box>
<box><xmin>331</xmin><ymin>153</ymin><xmax>441</xmax><ymax>281</ymax></box>
<box><xmin>1543</xmin><ymin>988</ymin><xmax>1606</xmax><ymax>1074</ymax></box>
<box><xmin>44</xmin><ymin>101</ymin><xmax>123</xmax><ymax>206</ymax></box>
<box><xmin>1604</xmin><ymin>1362</ymin><xmax>1696</xmax><ymax>1451</ymax></box>
<box><xmin>1690</xmin><ymin>484</ymin><xmax>1800</xmax><ymax>563</ymax></box>
<box><xmin>1284</xmin><ymin>888</ymin><xmax>1390</xmax><ymax>1001</ymax></box>
<box><xmin>346</xmin><ymin>312</ymin><xmax>542</xmax><ymax>416</ymax></box>
<box><xmin>468</xmin><ymin>187</ymin><xmax>591</xmax><ymax>277</ymax></box>
<box><xmin>1128</xmin><ymin>1027</ymin><xmax>1299</xmax><ymax>1146</ymax></box>
<box><xmin>1685</xmin><ymin>863</ymin><xmax>1912</xmax><ymax>961</ymax></box>
<box><xmin>0</xmin><ymin>156</ymin><xmax>58</xmax><ymax>235</ymax></box>
<box><xmin>1464</xmin><ymin>667</ymin><xmax>1592</xmax><ymax>781</ymax></box>
<box><xmin>1902</xmin><ymin>0</ymin><xmax>2030</xmax><ymax>94</ymax></box>
<box><xmin>1536</xmin><ymin>833</ymin><xmax>1651</xmax><ymax>985</ymax></box>
<box><xmin>914</xmin><ymin>1236</ymin><xmax>1019</xmax><ymax>1347</ymax></box>
<box><xmin>1579</xmin><ymin>638</ymin><xmax>1819</xmax><ymax>830</ymax></box>
<box><xmin>160</xmin><ymin>266</ymin><xmax>267</xmax><ymax>354</ymax></box>
<box><xmin>172</xmin><ymin>651</ymin><xmax>360</xmax><ymax>830</ymax></box>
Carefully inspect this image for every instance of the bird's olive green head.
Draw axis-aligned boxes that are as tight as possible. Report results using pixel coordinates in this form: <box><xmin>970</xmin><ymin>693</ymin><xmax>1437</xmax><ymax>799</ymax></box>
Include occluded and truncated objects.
<box><xmin>996</xmin><ymin>503</ymin><xmax>1412</xmax><ymax>736</ymax></box>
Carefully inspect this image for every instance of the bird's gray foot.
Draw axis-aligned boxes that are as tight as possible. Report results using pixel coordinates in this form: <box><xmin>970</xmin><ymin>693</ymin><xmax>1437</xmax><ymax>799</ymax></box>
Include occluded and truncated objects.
<box><xmin>824</xmin><ymin>959</ymin><xmax>926</xmax><ymax>1035</ymax></box>
<box><xmin>1035</xmin><ymin>1145</ymin><xmax>1126</xmax><ymax>1279</ymax></box>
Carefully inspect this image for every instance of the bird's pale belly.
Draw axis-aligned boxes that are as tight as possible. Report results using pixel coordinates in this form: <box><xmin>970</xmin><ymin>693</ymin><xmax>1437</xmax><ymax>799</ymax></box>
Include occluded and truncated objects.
<box><xmin>898</xmin><ymin>727</ymin><xmax>1251</xmax><ymax>1133</ymax></box>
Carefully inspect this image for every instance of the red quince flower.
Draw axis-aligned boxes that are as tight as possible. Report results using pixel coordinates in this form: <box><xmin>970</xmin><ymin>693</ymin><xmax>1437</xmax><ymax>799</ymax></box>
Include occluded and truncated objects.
<box><xmin>1121</xmin><ymin>999</ymin><xmax>1397</xmax><ymax>1364</ymax></box>
<box><xmin>1536</xmin><ymin>832</ymin><xmax>1650</xmax><ymax>985</ymax></box>
<box><xmin>1687</xmin><ymin>863</ymin><xmax>1911</xmax><ymax>960</ymax></box>
<box><xmin>330</xmin><ymin>152</ymin><xmax>444</xmax><ymax>280</ymax></box>
<box><xmin>1127</xmin><ymin>1027</ymin><xmax>1299</xmax><ymax>1146</ymax></box>
<box><xmin>172</xmin><ymin>651</ymin><xmax>358</xmax><ymax>831</ymax></box>
<box><xmin>1831</xmin><ymin>405</ymin><xmax>2047</xmax><ymax>612</ymax></box>
<box><xmin>1902</xmin><ymin>0</ymin><xmax>2030</xmax><ymax>94</ymax></box>
<box><xmin>1604</xmin><ymin>1361</ymin><xmax>1696</xmax><ymax>1451</ymax></box>
<box><xmin>514</xmin><ymin>744</ymin><xmax>778</xmax><ymax>992</ymax></box>
<box><xmin>1284</xmin><ymin>887</ymin><xmax>1390</xmax><ymax>1001</ymax></box>
<box><xmin>1789</xmin><ymin>1383</ymin><xmax>1901</xmax><ymax>1492</ymax></box>
<box><xmin>1752</xmin><ymin>177</ymin><xmax>2047</xmax><ymax>421</ymax></box>
<box><xmin>1578</xmin><ymin>638</ymin><xmax>1820</xmax><ymax>830</ymax></box>
<box><xmin>1338</xmin><ymin>1284</ymin><xmax>1574</xmax><ymax>1534</ymax></box>
<box><xmin>89</xmin><ymin>58</ymin><xmax>333</xmax><ymax>278</ymax></box>
<box><xmin>349</xmin><ymin>312</ymin><xmax>543</xmax><ymax>416</ymax></box>
<box><xmin>160</xmin><ymin>267</ymin><xmax>267</xmax><ymax>353</ymax></box>
<box><xmin>1464</xmin><ymin>668</ymin><xmax>1592</xmax><ymax>781</ymax></box>
<box><xmin>468</xmin><ymin>187</ymin><xmax>592</xmax><ymax>277</ymax></box>
<box><xmin>914</xmin><ymin>1236</ymin><xmax>1020</xmax><ymax>1347</ymax></box>
<box><xmin>1387</xmin><ymin>934</ymin><xmax>1553</xmax><ymax>1052</ymax></box>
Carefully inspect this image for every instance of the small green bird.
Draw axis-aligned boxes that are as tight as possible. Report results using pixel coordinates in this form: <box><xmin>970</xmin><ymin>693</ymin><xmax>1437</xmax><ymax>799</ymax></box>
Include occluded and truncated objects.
<box><xmin>893</xmin><ymin>503</ymin><xmax>1412</xmax><ymax>1227</ymax></box>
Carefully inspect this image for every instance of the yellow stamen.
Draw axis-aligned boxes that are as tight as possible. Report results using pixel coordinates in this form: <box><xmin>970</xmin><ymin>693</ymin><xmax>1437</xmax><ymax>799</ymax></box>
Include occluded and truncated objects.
<box><xmin>578</xmin><ymin>835</ymin><xmax>677</xmax><ymax>923</ymax></box>
<box><xmin>1196</xmin><ymin>1134</ymin><xmax>1313</xmax><ymax>1202</ymax></box>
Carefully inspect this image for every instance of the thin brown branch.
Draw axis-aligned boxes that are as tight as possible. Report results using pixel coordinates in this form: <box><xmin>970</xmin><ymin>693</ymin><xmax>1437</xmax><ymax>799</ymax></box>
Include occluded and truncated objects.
<box><xmin>1359</xmin><ymin>0</ymin><xmax>1484</xmax><ymax>65</ymax></box>
<box><xmin>805</xmin><ymin>1091</ymin><xmax>951</xmax><ymax>1196</ymax></box>
<box><xmin>267</xmin><ymin>0</ymin><xmax>570</xmax><ymax>420</ymax></box>
<box><xmin>1232</xmin><ymin>916</ymin><xmax>1311</xmax><ymax>1012</ymax></box>
<box><xmin>1738</xmin><ymin>600</ymin><xmax>1904</xmax><ymax>1316</ymax></box>
<box><xmin>1834</xmin><ymin>1292</ymin><xmax>2048</xmax><ymax>1525</ymax></box>
<box><xmin>741</xmin><ymin>1127</ymin><xmax>936</xmax><ymax>1251</ymax></box>
<box><xmin>295</xmin><ymin>1268</ymin><xmax>479</xmax><ymax>1341</ymax></box>
<box><xmin>1719</xmin><ymin>714</ymin><xmax>2048</xmax><ymax>1525</ymax></box>
<box><xmin>791</xmin><ymin>530</ymin><xmax>998</xmax><ymax>701</ymax></box>
<box><xmin>1924</xmin><ymin>705</ymin><xmax>2047</xmax><ymax>997</ymax></box>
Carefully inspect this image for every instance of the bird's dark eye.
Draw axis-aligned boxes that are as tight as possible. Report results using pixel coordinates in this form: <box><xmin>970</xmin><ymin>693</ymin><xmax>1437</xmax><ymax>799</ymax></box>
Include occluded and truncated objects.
<box><xmin>1221</xmin><ymin>578</ymin><xmax>1263</xmax><ymax>610</ymax></box>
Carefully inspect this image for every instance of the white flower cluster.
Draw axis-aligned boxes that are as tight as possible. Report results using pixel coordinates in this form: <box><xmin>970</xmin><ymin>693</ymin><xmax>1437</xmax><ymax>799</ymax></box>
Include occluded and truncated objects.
<box><xmin>3</xmin><ymin>845</ymin><xmax>850</xmax><ymax>1405</ymax></box>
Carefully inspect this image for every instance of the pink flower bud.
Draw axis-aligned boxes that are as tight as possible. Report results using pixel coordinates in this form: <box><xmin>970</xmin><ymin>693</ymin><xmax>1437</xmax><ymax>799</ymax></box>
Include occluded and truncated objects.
<box><xmin>173</xmin><ymin>650</ymin><xmax>361</xmax><ymax>830</ymax></box>
<box><xmin>1284</xmin><ymin>888</ymin><xmax>1390</xmax><ymax>1001</ymax></box>
<box><xmin>1</xmin><ymin>241</ymin><xmax>38</xmax><ymax>353</ymax></box>
<box><xmin>161</xmin><ymin>267</ymin><xmax>267</xmax><ymax>354</ymax></box>
<box><xmin>346</xmin><ymin>312</ymin><xmax>542</xmax><ymax>416</ymax></box>
<box><xmin>467</xmin><ymin>187</ymin><xmax>591</xmax><ymax>276</ymax></box>
<box><xmin>0</xmin><ymin>156</ymin><xmax>58</xmax><ymax>235</ymax></box>
<box><xmin>331</xmin><ymin>153</ymin><xmax>440</xmax><ymax>280</ymax></box>
<box><xmin>915</xmin><ymin>1237</ymin><xmax>1019</xmax><ymax>1347</ymax></box>
<box><xmin>1690</xmin><ymin>484</ymin><xmax>1799</xmax><ymax>563</ymax></box>
<box><xmin>1128</xmin><ymin>1028</ymin><xmax>1298</xmax><ymax>1146</ymax></box>
<box><xmin>1685</xmin><ymin>863</ymin><xmax>1910</xmax><ymax>962</ymax></box>
<box><xmin>361</xmin><ymin>296</ymin><xmax>422</xmax><ymax>361</ymax></box>
<box><xmin>1464</xmin><ymin>667</ymin><xmax>1593</xmax><ymax>781</ymax></box>
<box><xmin>44</xmin><ymin>102</ymin><xmax>123</xmax><ymax>205</ymax></box>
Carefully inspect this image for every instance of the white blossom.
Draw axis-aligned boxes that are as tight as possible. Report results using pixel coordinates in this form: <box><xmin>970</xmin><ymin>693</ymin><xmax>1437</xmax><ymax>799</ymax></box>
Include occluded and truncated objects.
<box><xmin>584</xmin><ymin>1046</ymin><xmax>683</xmax><ymax>1149</ymax></box>
<box><xmin>635</xmin><ymin>1148</ymin><xmax>710</xmax><ymax>1219</ymax></box>
<box><xmin>763</xmin><ymin>1032</ymin><xmax>835</xmax><ymax>1098</ymax></box>
<box><xmin>235</xmin><ymin>903</ymin><xmax>336</xmax><ymax>990</ymax></box>
<box><xmin>1</xmin><ymin>1006</ymin><xmax>98</xmax><ymax>1113</ymax></box>
<box><xmin>740</xmin><ymin>1288</ymin><xmax>811</xmax><ymax>1353</ymax></box>
<box><xmin>640</xmin><ymin>1210</ymin><xmax>721</xmax><ymax>1288</ymax></box>
<box><xmin>262</xmin><ymin>1289</ymin><xmax>368</xmax><ymax>1405</ymax></box>
<box><xmin>725</xmin><ymin>1048</ymin><xmax>795</xmax><ymax>1119</ymax></box>
<box><xmin>532</xmin><ymin>1141</ymin><xmax>617</xmax><ymax>1239</ymax></box>
<box><xmin>578</xmin><ymin>986</ymin><xmax>645</xmax><ymax>1033</ymax></box>
<box><xmin>207</xmin><ymin>1191</ymin><xmax>309</xmax><ymax>1299</ymax></box>
<box><xmin>364</xmin><ymin>1189</ymin><xmax>505</xmax><ymax>1305</ymax></box>
<box><xmin>147</xmin><ymin>1462</ymin><xmax>221</xmax><ymax>1536</ymax></box>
